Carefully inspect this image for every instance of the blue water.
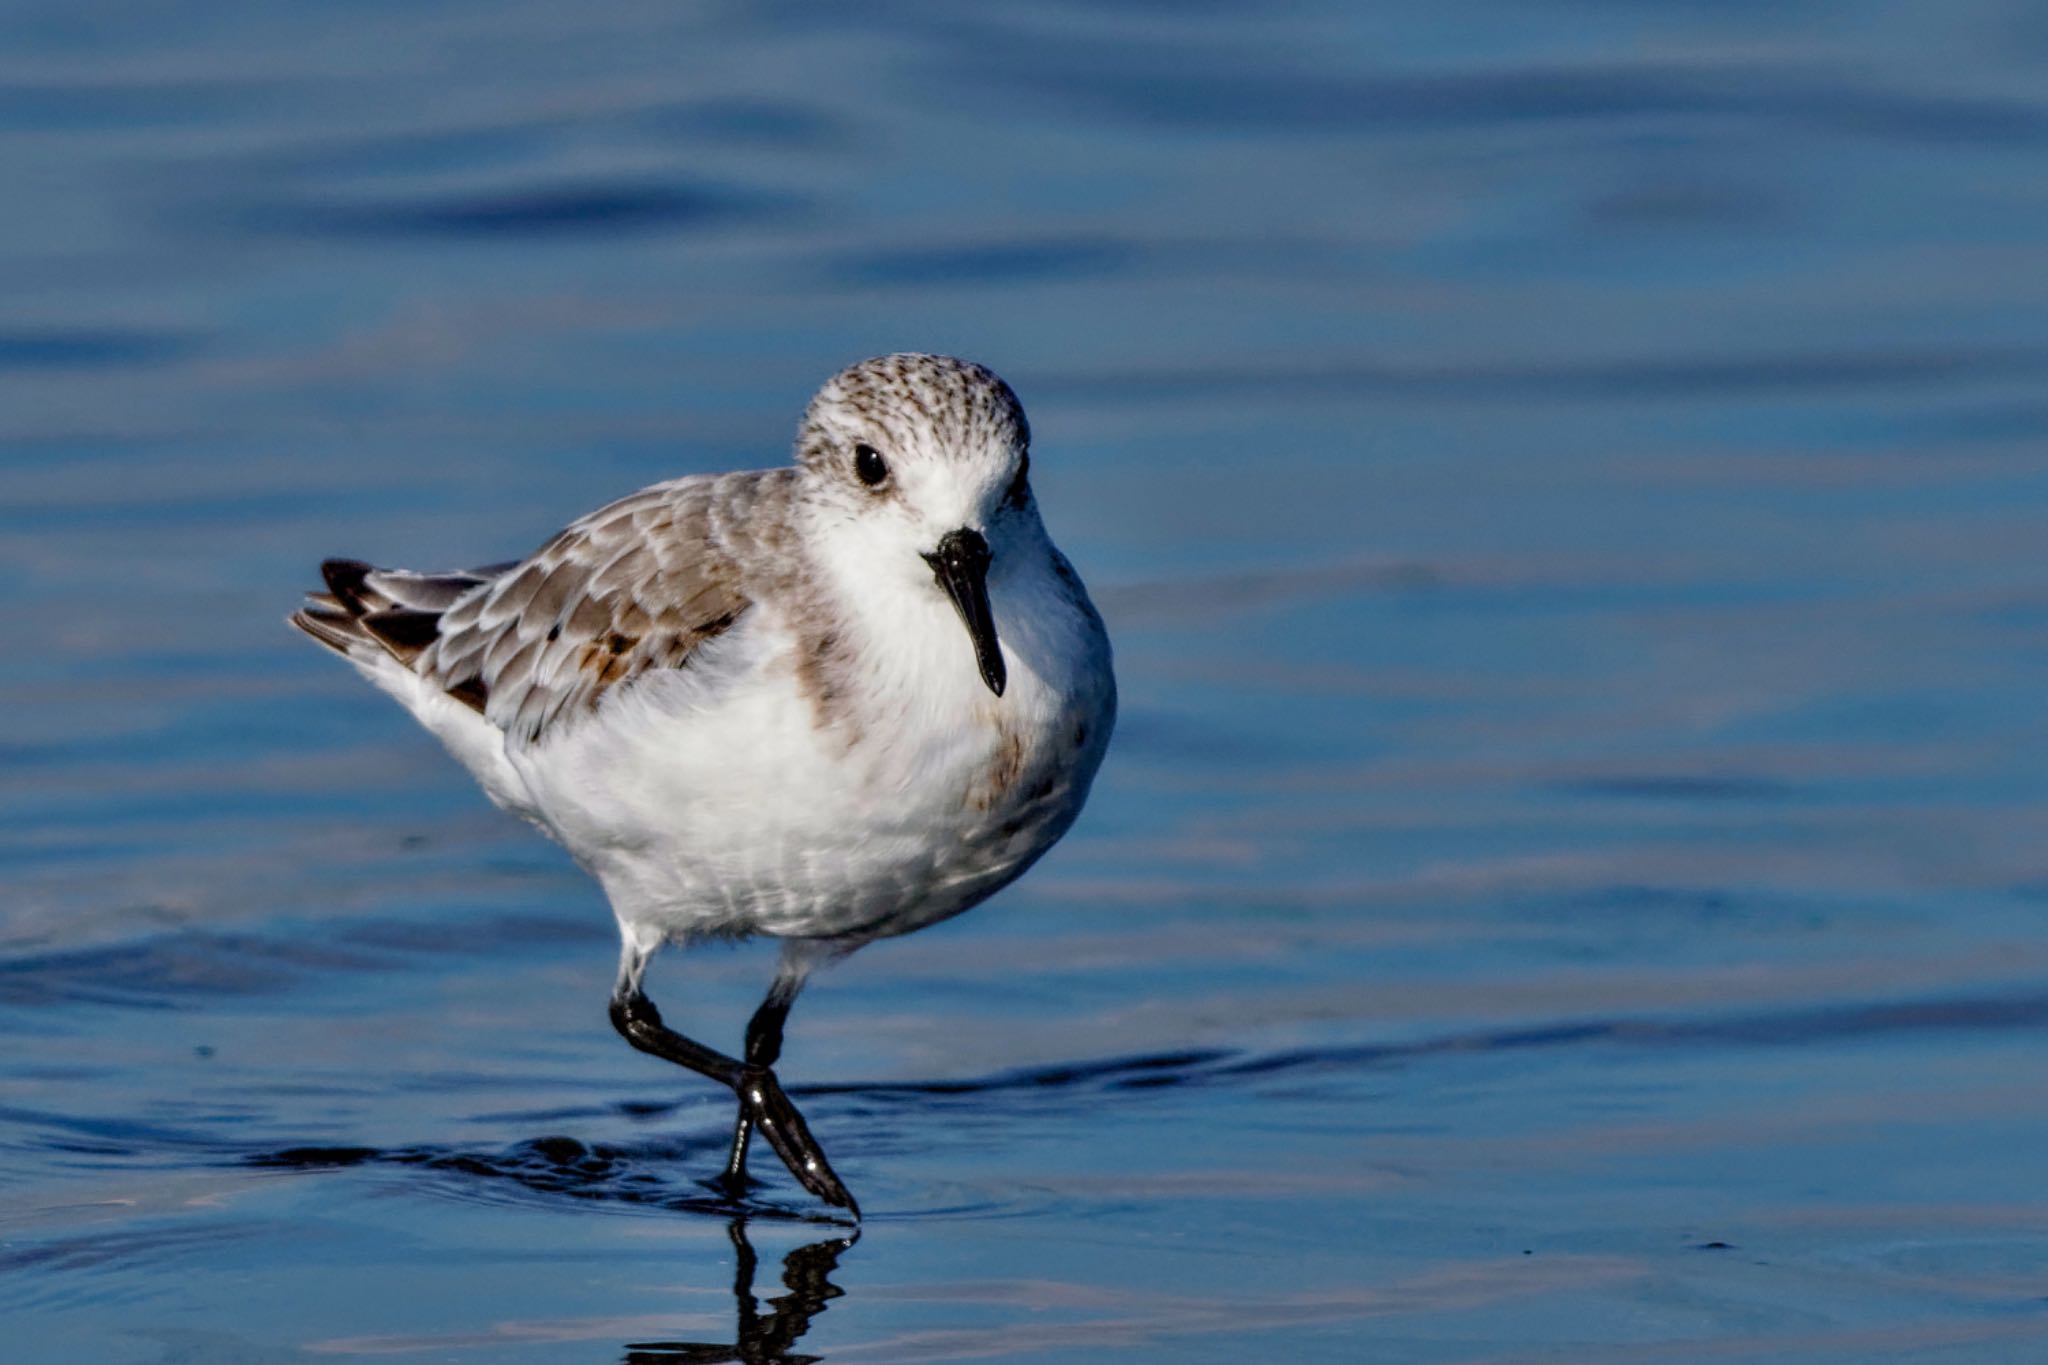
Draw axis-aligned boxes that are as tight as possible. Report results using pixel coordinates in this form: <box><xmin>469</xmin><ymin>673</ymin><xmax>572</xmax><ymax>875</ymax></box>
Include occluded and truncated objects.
<box><xmin>6</xmin><ymin>2</ymin><xmax>2048</xmax><ymax>1360</ymax></box>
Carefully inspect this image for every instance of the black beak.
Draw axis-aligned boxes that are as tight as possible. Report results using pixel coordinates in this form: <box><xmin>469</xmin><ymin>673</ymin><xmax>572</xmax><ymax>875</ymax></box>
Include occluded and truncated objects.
<box><xmin>922</xmin><ymin>528</ymin><xmax>1006</xmax><ymax>697</ymax></box>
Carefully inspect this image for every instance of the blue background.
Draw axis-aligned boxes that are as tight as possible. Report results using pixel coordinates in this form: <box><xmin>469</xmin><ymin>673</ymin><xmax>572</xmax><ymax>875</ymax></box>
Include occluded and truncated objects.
<box><xmin>3</xmin><ymin>2</ymin><xmax>2047</xmax><ymax>1360</ymax></box>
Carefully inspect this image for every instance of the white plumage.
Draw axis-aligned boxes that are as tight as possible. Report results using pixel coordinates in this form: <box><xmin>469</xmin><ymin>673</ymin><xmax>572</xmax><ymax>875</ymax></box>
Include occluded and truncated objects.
<box><xmin>291</xmin><ymin>354</ymin><xmax>1115</xmax><ymax>1214</ymax></box>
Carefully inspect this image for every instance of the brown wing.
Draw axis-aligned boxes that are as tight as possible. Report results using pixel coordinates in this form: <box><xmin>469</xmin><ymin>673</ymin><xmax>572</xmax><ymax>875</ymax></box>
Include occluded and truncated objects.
<box><xmin>411</xmin><ymin>469</ymin><xmax>794</xmax><ymax>742</ymax></box>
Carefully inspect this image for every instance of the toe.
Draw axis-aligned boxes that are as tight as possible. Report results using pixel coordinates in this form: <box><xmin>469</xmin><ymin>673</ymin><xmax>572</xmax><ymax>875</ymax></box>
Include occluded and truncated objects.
<box><xmin>743</xmin><ymin>1067</ymin><xmax>859</xmax><ymax>1214</ymax></box>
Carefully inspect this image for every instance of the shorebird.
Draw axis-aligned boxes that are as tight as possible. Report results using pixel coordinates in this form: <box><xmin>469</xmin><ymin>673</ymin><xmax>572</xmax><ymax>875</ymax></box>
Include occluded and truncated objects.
<box><xmin>290</xmin><ymin>354</ymin><xmax>1116</xmax><ymax>1215</ymax></box>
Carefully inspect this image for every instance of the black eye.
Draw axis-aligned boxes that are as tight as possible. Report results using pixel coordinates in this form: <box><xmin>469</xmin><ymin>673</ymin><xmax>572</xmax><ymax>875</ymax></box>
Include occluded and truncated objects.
<box><xmin>854</xmin><ymin>443</ymin><xmax>888</xmax><ymax>487</ymax></box>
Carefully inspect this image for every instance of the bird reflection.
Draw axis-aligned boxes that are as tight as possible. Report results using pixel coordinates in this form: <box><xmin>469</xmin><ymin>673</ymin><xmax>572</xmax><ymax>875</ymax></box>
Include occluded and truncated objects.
<box><xmin>622</xmin><ymin>1217</ymin><xmax>858</xmax><ymax>1364</ymax></box>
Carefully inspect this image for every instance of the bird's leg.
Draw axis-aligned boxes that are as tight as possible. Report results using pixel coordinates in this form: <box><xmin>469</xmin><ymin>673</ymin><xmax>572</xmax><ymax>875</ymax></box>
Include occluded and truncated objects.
<box><xmin>723</xmin><ymin>981</ymin><xmax>798</xmax><ymax>1191</ymax></box>
<box><xmin>607</xmin><ymin>945</ymin><xmax>855</xmax><ymax>1215</ymax></box>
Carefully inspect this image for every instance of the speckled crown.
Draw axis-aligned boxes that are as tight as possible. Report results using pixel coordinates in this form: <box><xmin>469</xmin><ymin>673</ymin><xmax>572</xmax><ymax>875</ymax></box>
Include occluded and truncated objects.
<box><xmin>796</xmin><ymin>353</ymin><xmax>1030</xmax><ymax>469</ymax></box>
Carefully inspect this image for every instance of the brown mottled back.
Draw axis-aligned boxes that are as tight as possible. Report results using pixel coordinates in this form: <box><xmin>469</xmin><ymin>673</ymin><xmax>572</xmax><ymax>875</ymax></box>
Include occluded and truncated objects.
<box><xmin>416</xmin><ymin>470</ymin><xmax>802</xmax><ymax>741</ymax></box>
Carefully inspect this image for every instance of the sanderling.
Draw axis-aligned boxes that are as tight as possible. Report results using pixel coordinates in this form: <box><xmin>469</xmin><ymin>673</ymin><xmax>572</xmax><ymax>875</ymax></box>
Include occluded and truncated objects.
<box><xmin>291</xmin><ymin>354</ymin><xmax>1116</xmax><ymax>1215</ymax></box>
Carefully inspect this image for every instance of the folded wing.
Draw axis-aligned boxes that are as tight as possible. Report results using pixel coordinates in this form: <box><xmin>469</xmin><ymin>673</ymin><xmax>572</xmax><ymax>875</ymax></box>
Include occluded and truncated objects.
<box><xmin>291</xmin><ymin>471</ymin><xmax>794</xmax><ymax>744</ymax></box>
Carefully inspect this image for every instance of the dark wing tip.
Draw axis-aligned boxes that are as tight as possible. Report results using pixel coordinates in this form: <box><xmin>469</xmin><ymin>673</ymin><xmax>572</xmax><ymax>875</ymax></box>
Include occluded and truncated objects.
<box><xmin>320</xmin><ymin>559</ymin><xmax>376</xmax><ymax>613</ymax></box>
<box><xmin>360</xmin><ymin>608</ymin><xmax>441</xmax><ymax>661</ymax></box>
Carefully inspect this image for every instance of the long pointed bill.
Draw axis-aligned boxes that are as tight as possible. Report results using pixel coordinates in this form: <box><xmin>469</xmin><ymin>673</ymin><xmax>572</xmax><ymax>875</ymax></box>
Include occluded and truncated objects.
<box><xmin>922</xmin><ymin>527</ymin><xmax>1006</xmax><ymax>697</ymax></box>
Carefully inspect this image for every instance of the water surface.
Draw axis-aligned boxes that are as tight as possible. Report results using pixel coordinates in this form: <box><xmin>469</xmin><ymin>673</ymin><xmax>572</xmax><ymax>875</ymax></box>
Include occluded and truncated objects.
<box><xmin>4</xmin><ymin>1</ymin><xmax>2048</xmax><ymax>1360</ymax></box>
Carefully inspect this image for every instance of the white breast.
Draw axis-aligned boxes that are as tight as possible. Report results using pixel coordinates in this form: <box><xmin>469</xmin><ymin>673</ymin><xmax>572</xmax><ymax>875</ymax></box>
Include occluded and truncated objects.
<box><xmin>502</xmin><ymin>553</ymin><xmax>1114</xmax><ymax>947</ymax></box>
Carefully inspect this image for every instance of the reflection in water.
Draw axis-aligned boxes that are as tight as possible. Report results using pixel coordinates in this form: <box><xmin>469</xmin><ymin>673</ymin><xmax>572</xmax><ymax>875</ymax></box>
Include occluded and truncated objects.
<box><xmin>622</xmin><ymin>1218</ymin><xmax>857</xmax><ymax>1365</ymax></box>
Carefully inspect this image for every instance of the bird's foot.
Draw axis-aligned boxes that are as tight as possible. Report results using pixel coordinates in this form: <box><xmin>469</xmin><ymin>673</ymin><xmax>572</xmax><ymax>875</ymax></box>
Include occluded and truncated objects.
<box><xmin>608</xmin><ymin>988</ymin><xmax>858</xmax><ymax>1217</ymax></box>
<box><xmin>733</xmin><ymin>1063</ymin><xmax>860</xmax><ymax>1218</ymax></box>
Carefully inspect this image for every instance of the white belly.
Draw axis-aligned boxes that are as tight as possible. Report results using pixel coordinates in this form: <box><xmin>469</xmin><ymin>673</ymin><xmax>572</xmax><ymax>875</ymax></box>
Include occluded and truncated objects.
<box><xmin>501</xmin><ymin>607</ymin><xmax>1110</xmax><ymax>945</ymax></box>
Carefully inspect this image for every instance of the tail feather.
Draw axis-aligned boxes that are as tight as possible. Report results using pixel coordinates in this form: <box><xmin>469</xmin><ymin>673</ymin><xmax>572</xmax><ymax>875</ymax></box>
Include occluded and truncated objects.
<box><xmin>290</xmin><ymin>603</ymin><xmax>365</xmax><ymax>654</ymax></box>
<box><xmin>320</xmin><ymin>558</ymin><xmax>378</xmax><ymax>613</ymax></box>
<box><xmin>289</xmin><ymin>558</ymin><xmax>500</xmax><ymax>665</ymax></box>
<box><xmin>289</xmin><ymin>556</ymin><xmax>531</xmax><ymax>813</ymax></box>
<box><xmin>359</xmin><ymin>607</ymin><xmax>442</xmax><ymax>661</ymax></box>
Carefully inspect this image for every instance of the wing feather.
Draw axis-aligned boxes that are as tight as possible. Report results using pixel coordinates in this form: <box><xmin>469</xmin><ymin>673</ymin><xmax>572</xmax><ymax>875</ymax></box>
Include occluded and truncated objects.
<box><xmin>413</xmin><ymin>471</ymin><xmax>788</xmax><ymax>742</ymax></box>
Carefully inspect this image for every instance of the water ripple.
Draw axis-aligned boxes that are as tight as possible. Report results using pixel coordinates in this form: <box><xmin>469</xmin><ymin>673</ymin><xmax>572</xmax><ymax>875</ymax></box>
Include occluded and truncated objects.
<box><xmin>243</xmin><ymin>1136</ymin><xmax>853</xmax><ymax>1225</ymax></box>
<box><xmin>0</xmin><ymin>327</ymin><xmax>199</xmax><ymax>371</ymax></box>
<box><xmin>1038</xmin><ymin>346</ymin><xmax>2048</xmax><ymax>405</ymax></box>
<box><xmin>802</xmin><ymin>985</ymin><xmax>2048</xmax><ymax>1103</ymax></box>
<box><xmin>228</xmin><ymin>180</ymin><xmax>792</xmax><ymax>241</ymax></box>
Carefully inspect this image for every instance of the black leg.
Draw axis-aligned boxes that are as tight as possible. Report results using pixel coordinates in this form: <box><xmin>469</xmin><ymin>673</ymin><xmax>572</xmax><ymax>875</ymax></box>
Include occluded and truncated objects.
<box><xmin>746</xmin><ymin>989</ymin><xmax>796</xmax><ymax>1068</ymax></box>
<box><xmin>722</xmin><ymin>979</ymin><xmax>801</xmax><ymax>1194</ymax></box>
<box><xmin>609</xmin><ymin>986</ymin><xmax>857</xmax><ymax>1216</ymax></box>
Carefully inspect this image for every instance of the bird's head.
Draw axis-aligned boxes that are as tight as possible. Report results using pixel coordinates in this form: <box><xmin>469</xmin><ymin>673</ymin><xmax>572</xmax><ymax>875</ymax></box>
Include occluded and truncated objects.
<box><xmin>795</xmin><ymin>353</ymin><xmax>1038</xmax><ymax>697</ymax></box>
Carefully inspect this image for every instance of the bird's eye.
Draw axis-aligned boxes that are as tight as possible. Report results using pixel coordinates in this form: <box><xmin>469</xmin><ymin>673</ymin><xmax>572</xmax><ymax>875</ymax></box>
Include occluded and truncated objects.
<box><xmin>854</xmin><ymin>443</ymin><xmax>888</xmax><ymax>487</ymax></box>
